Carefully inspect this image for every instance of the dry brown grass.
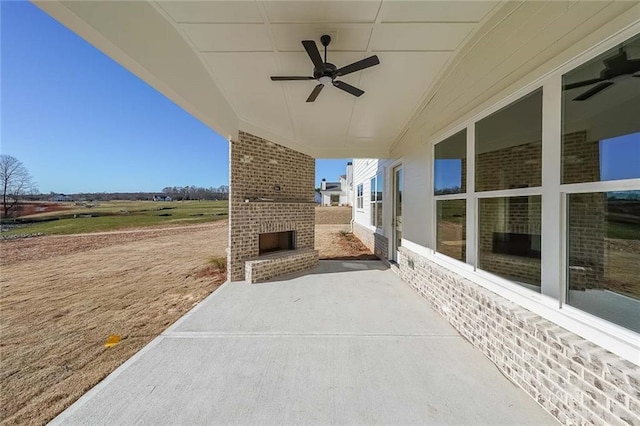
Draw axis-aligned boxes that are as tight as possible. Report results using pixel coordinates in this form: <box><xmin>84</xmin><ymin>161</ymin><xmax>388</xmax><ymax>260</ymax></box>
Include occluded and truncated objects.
<box><xmin>0</xmin><ymin>222</ymin><xmax>228</xmax><ymax>425</ymax></box>
<box><xmin>0</xmin><ymin>213</ymin><xmax>372</xmax><ymax>425</ymax></box>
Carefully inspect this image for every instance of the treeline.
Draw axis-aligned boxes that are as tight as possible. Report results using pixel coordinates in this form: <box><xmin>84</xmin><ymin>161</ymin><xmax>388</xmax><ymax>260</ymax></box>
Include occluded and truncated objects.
<box><xmin>26</xmin><ymin>186</ymin><xmax>229</xmax><ymax>202</ymax></box>
<box><xmin>161</xmin><ymin>185</ymin><xmax>229</xmax><ymax>200</ymax></box>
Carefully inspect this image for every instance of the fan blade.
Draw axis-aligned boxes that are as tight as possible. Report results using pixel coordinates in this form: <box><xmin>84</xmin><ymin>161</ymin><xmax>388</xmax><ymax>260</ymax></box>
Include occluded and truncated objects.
<box><xmin>302</xmin><ymin>40</ymin><xmax>324</xmax><ymax>68</ymax></box>
<box><xmin>573</xmin><ymin>81</ymin><xmax>614</xmax><ymax>101</ymax></box>
<box><xmin>335</xmin><ymin>55</ymin><xmax>380</xmax><ymax>77</ymax></box>
<box><xmin>333</xmin><ymin>80</ymin><xmax>364</xmax><ymax>97</ymax></box>
<box><xmin>563</xmin><ymin>78</ymin><xmax>604</xmax><ymax>90</ymax></box>
<box><xmin>306</xmin><ymin>84</ymin><xmax>324</xmax><ymax>102</ymax></box>
<box><xmin>271</xmin><ymin>76</ymin><xmax>315</xmax><ymax>81</ymax></box>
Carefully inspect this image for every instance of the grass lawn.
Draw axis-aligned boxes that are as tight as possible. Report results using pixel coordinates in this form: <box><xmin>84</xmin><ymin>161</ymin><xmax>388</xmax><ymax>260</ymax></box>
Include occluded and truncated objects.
<box><xmin>607</xmin><ymin>221</ymin><xmax>640</xmax><ymax>240</ymax></box>
<box><xmin>3</xmin><ymin>200</ymin><xmax>228</xmax><ymax>235</ymax></box>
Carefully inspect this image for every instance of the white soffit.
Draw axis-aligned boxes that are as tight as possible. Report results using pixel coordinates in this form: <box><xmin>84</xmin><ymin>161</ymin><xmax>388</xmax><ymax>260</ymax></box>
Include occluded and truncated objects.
<box><xmin>155</xmin><ymin>0</ymin><xmax>501</xmax><ymax>157</ymax></box>
<box><xmin>264</xmin><ymin>1</ymin><xmax>381</xmax><ymax>24</ymax></box>
<box><xmin>36</xmin><ymin>0</ymin><xmax>501</xmax><ymax>157</ymax></box>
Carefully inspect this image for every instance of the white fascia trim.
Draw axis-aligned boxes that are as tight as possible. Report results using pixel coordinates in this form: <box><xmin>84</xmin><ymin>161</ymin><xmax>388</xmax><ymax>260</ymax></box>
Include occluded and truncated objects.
<box><xmin>401</xmin><ymin>239</ymin><xmax>640</xmax><ymax>365</ymax></box>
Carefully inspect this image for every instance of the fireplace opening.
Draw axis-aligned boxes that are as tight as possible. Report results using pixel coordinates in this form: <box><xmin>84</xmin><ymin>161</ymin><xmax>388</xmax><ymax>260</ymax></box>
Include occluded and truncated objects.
<box><xmin>259</xmin><ymin>231</ymin><xmax>296</xmax><ymax>256</ymax></box>
<box><xmin>492</xmin><ymin>232</ymin><xmax>541</xmax><ymax>259</ymax></box>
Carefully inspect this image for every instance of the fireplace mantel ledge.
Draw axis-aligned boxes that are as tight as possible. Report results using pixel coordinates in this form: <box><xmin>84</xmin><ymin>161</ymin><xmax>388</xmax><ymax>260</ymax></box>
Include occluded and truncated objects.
<box><xmin>243</xmin><ymin>198</ymin><xmax>316</xmax><ymax>204</ymax></box>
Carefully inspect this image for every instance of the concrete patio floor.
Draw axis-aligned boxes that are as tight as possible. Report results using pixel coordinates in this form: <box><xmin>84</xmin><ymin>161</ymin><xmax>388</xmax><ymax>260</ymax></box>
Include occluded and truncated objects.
<box><xmin>52</xmin><ymin>261</ymin><xmax>556</xmax><ymax>425</ymax></box>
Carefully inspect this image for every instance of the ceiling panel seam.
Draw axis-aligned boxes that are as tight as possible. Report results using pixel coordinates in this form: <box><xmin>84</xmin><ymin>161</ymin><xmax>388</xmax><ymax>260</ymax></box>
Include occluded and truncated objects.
<box><xmin>344</xmin><ymin>0</ymin><xmax>383</xmax><ymax>147</ymax></box>
<box><xmin>151</xmin><ymin>0</ymin><xmax>242</xmax><ymax>128</ymax></box>
<box><xmin>256</xmin><ymin>0</ymin><xmax>299</xmax><ymax>144</ymax></box>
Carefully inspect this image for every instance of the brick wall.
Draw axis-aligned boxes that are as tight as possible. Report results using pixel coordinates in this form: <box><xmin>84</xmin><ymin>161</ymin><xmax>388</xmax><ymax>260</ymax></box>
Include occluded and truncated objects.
<box><xmin>397</xmin><ymin>246</ymin><xmax>640</xmax><ymax>425</ymax></box>
<box><xmin>228</xmin><ymin>131</ymin><xmax>317</xmax><ymax>281</ymax></box>
<box><xmin>476</xmin><ymin>140</ymin><xmax>542</xmax><ymax>192</ymax></box>
<box><xmin>245</xmin><ymin>248</ymin><xmax>318</xmax><ymax>283</ymax></box>
<box><xmin>353</xmin><ymin>222</ymin><xmax>389</xmax><ymax>262</ymax></box>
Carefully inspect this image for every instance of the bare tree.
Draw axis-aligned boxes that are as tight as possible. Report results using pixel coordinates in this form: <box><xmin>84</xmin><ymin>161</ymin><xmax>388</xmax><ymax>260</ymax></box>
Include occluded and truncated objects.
<box><xmin>1</xmin><ymin>155</ymin><xmax>37</xmax><ymax>218</ymax></box>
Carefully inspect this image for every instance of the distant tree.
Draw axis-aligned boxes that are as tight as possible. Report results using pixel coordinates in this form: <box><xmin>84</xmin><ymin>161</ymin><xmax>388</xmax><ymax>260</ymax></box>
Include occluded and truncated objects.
<box><xmin>0</xmin><ymin>155</ymin><xmax>37</xmax><ymax>217</ymax></box>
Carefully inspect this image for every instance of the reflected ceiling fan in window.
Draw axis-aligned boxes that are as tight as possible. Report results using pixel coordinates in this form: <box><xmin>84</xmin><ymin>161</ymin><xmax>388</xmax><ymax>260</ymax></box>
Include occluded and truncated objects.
<box><xmin>563</xmin><ymin>47</ymin><xmax>640</xmax><ymax>101</ymax></box>
<box><xmin>270</xmin><ymin>35</ymin><xmax>380</xmax><ymax>102</ymax></box>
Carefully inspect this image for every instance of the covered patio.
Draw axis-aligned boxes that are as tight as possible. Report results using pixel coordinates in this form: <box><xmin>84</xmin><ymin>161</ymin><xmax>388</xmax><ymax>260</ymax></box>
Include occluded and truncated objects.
<box><xmin>33</xmin><ymin>1</ymin><xmax>639</xmax><ymax>423</ymax></box>
<box><xmin>51</xmin><ymin>260</ymin><xmax>554</xmax><ymax>425</ymax></box>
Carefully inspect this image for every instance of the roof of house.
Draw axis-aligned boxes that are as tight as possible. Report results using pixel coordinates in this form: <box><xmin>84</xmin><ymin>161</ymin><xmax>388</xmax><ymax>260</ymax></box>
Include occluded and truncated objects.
<box><xmin>322</xmin><ymin>182</ymin><xmax>341</xmax><ymax>192</ymax></box>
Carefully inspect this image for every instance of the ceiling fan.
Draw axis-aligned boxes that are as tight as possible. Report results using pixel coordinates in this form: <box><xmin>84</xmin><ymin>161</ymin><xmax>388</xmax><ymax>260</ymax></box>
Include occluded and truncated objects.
<box><xmin>270</xmin><ymin>35</ymin><xmax>380</xmax><ymax>102</ymax></box>
<box><xmin>563</xmin><ymin>47</ymin><xmax>640</xmax><ymax>101</ymax></box>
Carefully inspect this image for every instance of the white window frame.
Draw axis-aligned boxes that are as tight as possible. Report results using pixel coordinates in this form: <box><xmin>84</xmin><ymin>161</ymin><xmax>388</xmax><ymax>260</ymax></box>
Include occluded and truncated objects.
<box><xmin>370</xmin><ymin>173</ymin><xmax>382</xmax><ymax>228</ymax></box>
<box><xmin>433</xmin><ymin>129</ymin><xmax>468</xmax><ymax>263</ymax></box>
<box><xmin>356</xmin><ymin>183</ymin><xmax>363</xmax><ymax>209</ymax></box>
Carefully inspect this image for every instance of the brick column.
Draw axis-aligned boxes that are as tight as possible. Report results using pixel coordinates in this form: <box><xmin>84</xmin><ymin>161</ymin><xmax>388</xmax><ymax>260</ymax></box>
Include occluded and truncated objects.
<box><xmin>227</xmin><ymin>131</ymin><xmax>317</xmax><ymax>282</ymax></box>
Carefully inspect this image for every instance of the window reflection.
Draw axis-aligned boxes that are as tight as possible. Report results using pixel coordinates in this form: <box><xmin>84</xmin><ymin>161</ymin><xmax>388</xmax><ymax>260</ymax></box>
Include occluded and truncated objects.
<box><xmin>478</xmin><ymin>196</ymin><xmax>542</xmax><ymax>291</ymax></box>
<box><xmin>567</xmin><ymin>191</ymin><xmax>640</xmax><ymax>332</ymax></box>
<box><xmin>476</xmin><ymin>90</ymin><xmax>542</xmax><ymax>192</ymax></box>
<box><xmin>435</xmin><ymin>130</ymin><xmax>466</xmax><ymax>195</ymax></box>
<box><xmin>436</xmin><ymin>200</ymin><xmax>466</xmax><ymax>261</ymax></box>
<box><xmin>562</xmin><ymin>34</ymin><xmax>640</xmax><ymax>184</ymax></box>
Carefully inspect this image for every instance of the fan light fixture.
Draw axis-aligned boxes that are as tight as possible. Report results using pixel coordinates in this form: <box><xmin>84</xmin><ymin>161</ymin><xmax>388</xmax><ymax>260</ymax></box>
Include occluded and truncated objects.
<box><xmin>270</xmin><ymin>34</ymin><xmax>380</xmax><ymax>102</ymax></box>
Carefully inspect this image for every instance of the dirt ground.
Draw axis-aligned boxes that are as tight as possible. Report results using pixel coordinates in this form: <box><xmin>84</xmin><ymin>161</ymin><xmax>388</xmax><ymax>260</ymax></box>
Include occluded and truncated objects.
<box><xmin>0</xmin><ymin>202</ymin><xmax>70</xmax><ymax>219</ymax></box>
<box><xmin>0</xmin><ymin>213</ymin><xmax>373</xmax><ymax>425</ymax></box>
<box><xmin>315</xmin><ymin>206</ymin><xmax>352</xmax><ymax>224</ymax></box>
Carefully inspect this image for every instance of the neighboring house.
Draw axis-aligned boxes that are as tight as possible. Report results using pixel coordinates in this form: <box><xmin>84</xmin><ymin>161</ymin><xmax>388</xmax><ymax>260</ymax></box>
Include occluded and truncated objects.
<box><xmin>153</xmin><ymin>195</ymin><xmax>172</xmax><ymax>202</ymax></box>
<box><xmin>319</xmin><ymin>162</ymin><xmax>353</xmax><ymax>206</ymax></box>
<box><xmin>37</xmin><ymin>3</ymin><xmax>640</xmax><ymax>424</ymax></box>
<box><xmin>49</xmin><ymin>193</ymin><xmax>72</xmax><ymax>202</ymax></box>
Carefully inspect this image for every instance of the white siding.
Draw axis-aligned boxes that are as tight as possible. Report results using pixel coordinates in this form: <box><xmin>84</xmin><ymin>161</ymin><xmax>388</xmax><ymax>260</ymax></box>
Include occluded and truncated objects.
<box><xmin>399</xmin><ymin>142</ymin><xmax>431</xmax><ymax>249</ymax></box>
<box><xmin>354</xmin><ymin>145</ymin><xmax>429</xmax><ymax>250</ymax></box>
<box><xmin>353</xmin><ymin>158</ymin><xmax>394</xmax><ymax>236</ymax></box>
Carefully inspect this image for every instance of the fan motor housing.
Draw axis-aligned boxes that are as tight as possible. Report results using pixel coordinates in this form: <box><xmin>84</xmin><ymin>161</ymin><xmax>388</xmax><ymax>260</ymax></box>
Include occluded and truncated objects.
<box><xmin>313</xmin><ymin>63</ymin><xmax>337</xmax><ymax>80</ymax></box>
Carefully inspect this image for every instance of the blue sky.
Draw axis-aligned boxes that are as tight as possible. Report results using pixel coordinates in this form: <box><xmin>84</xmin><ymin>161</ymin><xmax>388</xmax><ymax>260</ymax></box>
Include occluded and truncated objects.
<box><xmin>600</xmin><ymin>133</ymin><xmax>640</xmax><ymax>181</ymax></box>
<box><xmin>1</xmin><ymin>2</ymin><xmax>348</xmax><ymax>193</ymax></box>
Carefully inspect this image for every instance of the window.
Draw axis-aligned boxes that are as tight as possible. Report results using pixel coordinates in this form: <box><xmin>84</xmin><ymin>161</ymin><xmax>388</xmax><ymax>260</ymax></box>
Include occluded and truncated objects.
<box><xmin>562</xmin><ymin>35</ymin><xmax>640</xmax><ymax>185</ymax></box>
<box><xmin>426</xmin><ymin>33</ymin><xmax>640</xmax><ymax>342</ymax></box>
<box><xmin>476</xmin><ymin>89</ymin><xmax>542</xmax><ymax>192</ymax></box>
<box><xmin>478</xmin><ymin>196</ymin><xmax>541</xmax><ymax>290</ymax></box>
<box><xmin>475</xmin><ymin>88</ymin><xmax>543</xmax><ymax>291</ymax></box>
<box><xmin>356</xmin><ymin>184</ymin><xmax>363</xmax><ymax>209</ymax></box>
<box><xmin>562</xmin><ymin>34</ymin><xmax>640</xmax><ymax>331</ymax></box>
<box><xmin>370</xmin><ymin>174</ymin><xmax>382</xmax><ymax>228</ymax></box>
<box><xmin>435</xmin><ymin>130</ymin><xmax>466</xmax><ymax>195</ymax></box>
<box><xmin>434</xmin><ymin>129</ymin><xmax>467</xmax><ymax>262</ymax></box>
<box><xmin>567</xmin><ymin>191</ymin><xmax>640</xmax><ymax>332</ymax></box>
<box><xmin>436</xmin><ymin>200</ymin><xmax>466</xmax><ymax>261</ymax></box>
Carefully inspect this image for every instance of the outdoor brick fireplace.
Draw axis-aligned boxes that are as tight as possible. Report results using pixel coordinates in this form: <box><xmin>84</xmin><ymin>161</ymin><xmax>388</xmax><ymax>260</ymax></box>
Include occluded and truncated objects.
<box><xmin>227</xmin><ymin>131</ymin><xmax>318</xmax><ymax>283</ymax></box>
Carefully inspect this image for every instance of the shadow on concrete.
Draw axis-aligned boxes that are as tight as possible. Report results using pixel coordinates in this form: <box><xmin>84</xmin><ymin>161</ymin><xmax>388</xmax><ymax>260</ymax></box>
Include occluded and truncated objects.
<box><xmin>262</xmin><ymin>260</ymin><xmax>389</xmax><ymax>283</ymax></box>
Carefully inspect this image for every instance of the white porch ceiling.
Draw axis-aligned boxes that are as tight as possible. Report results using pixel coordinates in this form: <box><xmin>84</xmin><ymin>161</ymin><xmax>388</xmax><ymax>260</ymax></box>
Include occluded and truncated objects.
<box><xmin>36</xmin><ymin>1</ymin><xmax>638</xmax><ymax>158</ymax></box>
<box><xmin>35</xmin><ymin>0</ymin><xmax>498</xmax><ymax>157</ymax></box>
<box><xmin>155</xmin><ymin>0</ymin><xmax>497</xmax><ymax>157</ymax></box>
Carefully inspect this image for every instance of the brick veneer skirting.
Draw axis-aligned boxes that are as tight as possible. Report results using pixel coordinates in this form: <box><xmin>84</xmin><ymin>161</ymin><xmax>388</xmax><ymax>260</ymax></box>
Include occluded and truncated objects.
<box><xmin>397</xmin><ymin>246</ymin><xmax>640</xmax><ymax>425</ymax></box>
<box><xmin>353</xmin><ymin>222</ymin><xmax>389</xmax><ymax>262</ymax></box>
<box><xmin>245</xmin><ymin>248</ymin><xmax>318</xmax><ymax>283</ymax></box>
